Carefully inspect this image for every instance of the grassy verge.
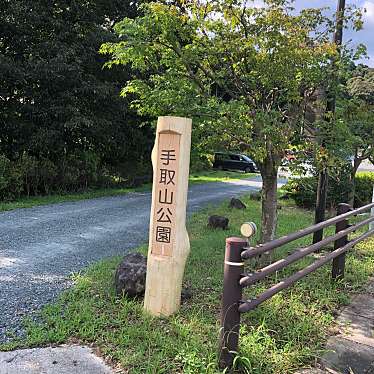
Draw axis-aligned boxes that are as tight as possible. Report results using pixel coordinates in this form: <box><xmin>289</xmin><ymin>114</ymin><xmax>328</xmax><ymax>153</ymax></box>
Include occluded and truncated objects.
<box><xmin>0</xmin><ymin>170</ymin><xmax>255</xmax><ymax>213</ymax></box>
<box><xmin>2</xmin><ymin>196</ymin><xmax>373</xmax><ymax>373</ymax></box>
<box><xmin>189</xmin><ymin>170</ymin><xmax>257</xmax><ymax>184</ymax></box>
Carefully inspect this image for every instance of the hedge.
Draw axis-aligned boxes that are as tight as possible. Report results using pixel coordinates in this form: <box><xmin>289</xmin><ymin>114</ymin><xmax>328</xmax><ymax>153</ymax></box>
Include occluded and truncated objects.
<box><xmin>0</xmin><ymin>152</ymin><xmax>152</xmax><ymax>201</ymax></box>
<box><xmin>283</xmin><ymin>171</ymin><xmax>374</xmax><ymax>209</ymax></box>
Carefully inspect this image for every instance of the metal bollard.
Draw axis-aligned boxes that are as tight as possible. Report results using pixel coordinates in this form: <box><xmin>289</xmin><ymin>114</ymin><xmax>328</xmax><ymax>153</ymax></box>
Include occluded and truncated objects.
<box><xmin>218</xmin><ymin>237</ymin><xmax>247</xmax><ymax>370</ymax></box>
<box><xmin>332</xmin><ymin>203</ymin><xmax>351</xmax><ymax>280</ymax></box>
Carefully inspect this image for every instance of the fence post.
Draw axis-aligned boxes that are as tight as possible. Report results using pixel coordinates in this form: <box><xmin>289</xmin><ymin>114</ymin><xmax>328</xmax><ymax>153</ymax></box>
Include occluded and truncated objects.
<box><xmin>218</xmin><ymin>237</ymin><xmax>247</xmax><ymax>370</ymax></box>
<box><xmin>332</xmin><ymin>203</ymin><xmax>351</xmax><ymax>280</ymax></box>
<box><xmin>370</xmin><ymin>185</ymin><xmax>374</xmax><ymax>231</ymax></box>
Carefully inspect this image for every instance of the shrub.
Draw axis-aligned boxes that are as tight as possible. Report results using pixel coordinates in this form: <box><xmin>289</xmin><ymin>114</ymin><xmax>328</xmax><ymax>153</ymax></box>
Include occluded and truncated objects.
<box><xmin>190</xmin><ymin>153</ymin><xmax>212</xmax><ymax>172</ymax></box>
<box><xmin>38</xmin><ymin>158</ymin><xmax>58</xmax><ymax>194</ymax></box>
<box><xmin>17</xmin><ymin>154</ymin><xmax>40</xmax><ymax>196</ymax></box>
<box><xmin>355</xmin><ymin>172</ymin><xmax>374</xmax><ymax>206</ymax></box>
<box><xmin>0</xmin><ymin>155</ymin><xmax>23</xmax><ymax>200</ymax></box>
<box><xmin>0</xmin><ymin>155</ymin><xmax>11</xmax><ymax>195</ymax></box>
<box><xmin>0</xmin><ymin>152</ymin><xmax>110</xmax><ymax>200</ymax></box>
<box><xmin>283</xmin><ymin>171</ymin><xmax>374</xmax><ymax>209</ymax></box>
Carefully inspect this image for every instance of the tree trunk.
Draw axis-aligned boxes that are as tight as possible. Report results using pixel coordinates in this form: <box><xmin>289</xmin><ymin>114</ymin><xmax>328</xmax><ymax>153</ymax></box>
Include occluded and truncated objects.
<box><xmin>258</xmin><ymin>159</ymin><xmax>278</xmax><ymax>265</ymax></box>
<box><xmin>348</xmin><ymin>156</ymin><xmax>362</xmax><ymax>207</ymax></box>
<box><xmin>259</xmin><ymin>156</ymin><xmax>278</xmax><ymax>244</ymax></box>
<box><xmin>261</xmin><ymin>173</ymin><xmax>278</xmax><ymax>242</ymax></box>
<box><xmin>313</xmin><ymin>168</ymin><xmax>328</xmax><ymax>243</ymax></box>
<box><xmin>313</xmin><ymin>0</ymin><xmax>346</xmax><ymax>244</ymax></box>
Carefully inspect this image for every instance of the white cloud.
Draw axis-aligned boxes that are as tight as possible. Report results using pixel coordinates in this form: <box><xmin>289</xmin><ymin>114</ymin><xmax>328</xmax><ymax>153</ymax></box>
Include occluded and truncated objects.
<box><xmin>363</xmin><ymin>1</ymin><xmax>374</xmax><ymax>25</ymax></box>
<box><xmin>245</xmin><ymin>0</ymin><xmax>265</xmax><ymax>8</ymax></box>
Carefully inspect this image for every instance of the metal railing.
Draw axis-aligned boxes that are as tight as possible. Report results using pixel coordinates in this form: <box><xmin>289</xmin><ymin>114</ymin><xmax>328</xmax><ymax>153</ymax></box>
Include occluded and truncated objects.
<box><xmin>218</xmin><ymin>202</ymin><xmax>374</xmax><ymax>369</ymax></box>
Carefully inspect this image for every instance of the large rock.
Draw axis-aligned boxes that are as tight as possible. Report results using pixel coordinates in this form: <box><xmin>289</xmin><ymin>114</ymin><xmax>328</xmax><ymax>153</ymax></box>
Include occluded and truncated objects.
<box><xmin>249</xmin><ymin>191</ymin><xmax>262</xmax><ymax>201</ymax></box>
<box><xmin>207</xmin><ymin>215</ymin><xmax>229</xmax><ymax>230</ymax></box>
<box><xmin>114</xmin><ymin>252</ymin><xmax>147</xmax><ymax>297</ymax></box>
<box><xmin>229</xmin><ymin>198</ymin><xmax>246</xmax><ymax>209</ymax></box>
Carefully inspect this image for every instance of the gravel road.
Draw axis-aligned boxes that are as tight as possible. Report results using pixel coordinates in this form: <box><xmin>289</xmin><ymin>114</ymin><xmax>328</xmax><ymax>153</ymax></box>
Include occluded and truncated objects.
<box><xmin>0</xmin><ymin>176</ymin><xmax>283</xmax><ymax>342</ymax></box>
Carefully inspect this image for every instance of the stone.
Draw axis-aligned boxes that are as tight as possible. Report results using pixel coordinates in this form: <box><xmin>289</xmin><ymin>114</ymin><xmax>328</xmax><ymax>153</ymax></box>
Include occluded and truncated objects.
<box><xmin>249</xmin><ymin>191</ymin><xmax>262</xmax><ymax>201</ymax></box>
<box><xmin>207</xmin><ymin>215</ymin><xmax>229</xmax><ymax>230</ymax></box>
<box><xmin>229</xmin><ymin>198</ymin><xmax>246</xmax><ymax>210</ymax></box>
<box><xmin>114</xmin><ymin>252</ymin><xmax>147</xmax><ymax>297</ymax></box>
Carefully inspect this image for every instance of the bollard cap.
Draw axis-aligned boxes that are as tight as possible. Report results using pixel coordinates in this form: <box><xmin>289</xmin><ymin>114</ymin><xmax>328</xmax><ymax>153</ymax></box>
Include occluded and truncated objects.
<box><xmin>226</xmin><ymin>237</ymin><xmax>247</xmax><ymax>245</ymax></box>
<box><xmin>240</xmin><ymin>222</ymin><xmax>257</xmax><ymax>239</ymax></box>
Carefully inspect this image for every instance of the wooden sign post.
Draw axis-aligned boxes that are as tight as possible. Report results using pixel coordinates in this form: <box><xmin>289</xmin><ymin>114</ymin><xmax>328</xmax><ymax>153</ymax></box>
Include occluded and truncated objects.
<box><xmin>144</xmin><ymin>116</ymin><xmax>192</xmax><ymax>316</ymax></box>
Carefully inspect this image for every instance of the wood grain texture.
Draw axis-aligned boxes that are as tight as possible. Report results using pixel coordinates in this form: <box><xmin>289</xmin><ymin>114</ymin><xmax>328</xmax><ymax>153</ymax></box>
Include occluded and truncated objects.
<box><xmin>144</xmin><ymin>116</ymin><xmax>192</xmax><ymax>316</ymax></box>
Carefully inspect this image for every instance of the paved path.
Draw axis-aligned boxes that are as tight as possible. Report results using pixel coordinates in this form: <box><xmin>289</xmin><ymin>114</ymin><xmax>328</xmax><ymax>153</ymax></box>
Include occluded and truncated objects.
<box><xmin>298</xmin><ymin>278</ymin><xmax>374</xmax><ymax>374</ymax></box>
<box><xmin>0</xmin><ymin>176</ymin><xmax>283</xmax><ymax>342</ymax></box>
<box><xmin>359</xmin><ymin>160</ymin><xmax>374</xmax><ymax>173</ymax></box>
<box><xmin>0</xmin><ymin>345</ymin><xmax>113</xmax><ymax>374</ymax></box>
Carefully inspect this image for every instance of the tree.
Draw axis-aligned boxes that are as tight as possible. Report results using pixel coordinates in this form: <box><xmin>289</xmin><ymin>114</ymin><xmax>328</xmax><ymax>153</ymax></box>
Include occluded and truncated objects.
<box><xmin>339</xmin><ymin>66</ymin><xmax>374</xmax><ymax>205</ymax></box>
<box><xmin>102</xmin><ymin>0</ymin><xmax>339</xmax><ymax>243</ymax></box>
<box><xmin>313</xmin><ymin>0</ymin><xmax>345</xmax><ymax>244</ymax></box>
<box><xmin>0</xmin><ymin>0</ymin><xmax>153</xmax><ymax>192</ymax></box>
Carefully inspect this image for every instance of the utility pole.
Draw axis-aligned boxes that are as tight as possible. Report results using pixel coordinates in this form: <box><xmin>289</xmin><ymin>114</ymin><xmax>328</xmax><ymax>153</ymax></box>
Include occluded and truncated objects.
<box><xmin>313</xmin><ymin>0</ymin><xmax>346</xmax><ymax>244</ymax></box>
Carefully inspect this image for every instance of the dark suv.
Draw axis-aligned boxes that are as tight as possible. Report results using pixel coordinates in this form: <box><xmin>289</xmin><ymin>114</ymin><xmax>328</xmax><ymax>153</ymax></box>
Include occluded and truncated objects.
<box><xmin>213</xmin><ymin>152</ymin><xmax>257</xmax><ymax>173</ymax></box>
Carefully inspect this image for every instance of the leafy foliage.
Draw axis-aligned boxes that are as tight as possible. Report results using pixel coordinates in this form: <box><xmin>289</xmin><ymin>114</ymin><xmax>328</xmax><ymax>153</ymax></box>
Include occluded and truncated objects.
<box><xmin>283</xmin><ymin>171</ymin><xmax>374</xmax><ymax>209</ymax></box>
<box><xmin>0</xmin><ymin>0</ymin><xmax>153</xmax><ymax>197</ymax></box>
<box><xmin>102</xmin><ymin>0</ymin><xmax>358</xmax><ymax>241</ymax></box>
<box><xmin>102</xmin><ymin>0</ymin><xmax>340</xmax><ymax>163</ymax></box>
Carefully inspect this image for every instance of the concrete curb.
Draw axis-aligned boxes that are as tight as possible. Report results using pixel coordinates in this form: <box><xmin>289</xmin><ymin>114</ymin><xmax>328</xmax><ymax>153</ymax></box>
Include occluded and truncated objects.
<box><xmin>297</xmin><ymin>278</ymin><xmax>374</xmax><ymax>373</ymax></box>
<box><xmin>0</xmin><ymin>345</ymin><xmax>115</xmax><ymax>374</ymax></box>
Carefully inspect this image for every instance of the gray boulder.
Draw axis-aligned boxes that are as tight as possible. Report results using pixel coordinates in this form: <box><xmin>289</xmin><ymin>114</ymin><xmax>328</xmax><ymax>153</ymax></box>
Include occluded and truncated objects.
<box><xmin>250</xmin><ymin>191</ymin><xmax>262</xmax><ymax>201</ymax></box>
<box><xmin>114</xmin><ymin>252</ymin><xmax>147</xmax><ymax>297</ymax></box>
<box><xmin>229</xmin><ymin>198</ymin><xmax>246</xmax><ymax>209</ymax></box>
<box><xmin>208</xmin><ymin>215</ymin><xmax>229</xmax><ymax>230</ymax></box>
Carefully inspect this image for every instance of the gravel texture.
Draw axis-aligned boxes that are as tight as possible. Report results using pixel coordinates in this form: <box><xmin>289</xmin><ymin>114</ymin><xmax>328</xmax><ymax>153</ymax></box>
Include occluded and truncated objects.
<box><xmin>0</xmin><ymin>176</ymin><xmax>282</xmax><ymax>342</ymax></box>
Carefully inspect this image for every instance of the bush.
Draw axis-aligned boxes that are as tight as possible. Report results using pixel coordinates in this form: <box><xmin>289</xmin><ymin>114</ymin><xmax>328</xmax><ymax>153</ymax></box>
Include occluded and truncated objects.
<box><xmin>283</xmin><ymin>171</ymin><xmax>374</xmax><ymax>209</ymax></box>
<box><xmin>0</xmin><ymin>155</ymin><xmax>11</xmax><ymax>196</ymax></box>
<box><xmin>58</xmin><ymin>151</ymin><xmax>101</xmax><ymax>191</ymax></box>
<box><xmin>355</xmin><ymin>172</ymin><xmax>374</xmax><ymax>206</ymax></box>
<box><xmin>0</xmin><ymin>152</ymin><xmax>115</xmax><ymax>200</ymax></box>
<box><xmin>0</xmin><ymin>155</ymin><xmax>23</xmax><ymax>201</ymax></box>
<box><xmin>191</xmin><ymin>154</ymin><xmax>213</xmax><ymax>172</ymax></box>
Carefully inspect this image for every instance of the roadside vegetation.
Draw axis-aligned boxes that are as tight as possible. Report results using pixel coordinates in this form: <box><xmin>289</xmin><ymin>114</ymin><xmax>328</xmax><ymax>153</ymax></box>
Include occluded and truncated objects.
<box><xmin>0</xmin><ymin>170</ymin><xmax>255</xmax><ymax>212</ymax></box>
<box><xmin>2</xmin><ymin>195</ymin><xmax>374</xmax><ymax>373</ymax></box>
<box><xmin>1</xmin><ymin>0</ymin><xmax>373</xmax><ymax>372</ymax></box>
<box><xmin>2</xmin><ymin>0</ymin><xmax>373</xmax><ymax>245</ymax></box>
<box><xmin>284</xmin><ymin>171</ymin><xmax>374</xmax><ymax>209</ymax></box>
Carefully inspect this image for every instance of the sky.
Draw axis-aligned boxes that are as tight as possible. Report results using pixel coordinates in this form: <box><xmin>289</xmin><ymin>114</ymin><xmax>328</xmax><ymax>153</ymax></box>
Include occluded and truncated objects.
<box><xmin>297</xmin><ymin>0</ymin><xmax>373</xmax><ymax>67</ymax></box>
<box><xmin>252</xmin><ymin>0</ymin><xmax>374</xmax><ymax>67</ymax></box>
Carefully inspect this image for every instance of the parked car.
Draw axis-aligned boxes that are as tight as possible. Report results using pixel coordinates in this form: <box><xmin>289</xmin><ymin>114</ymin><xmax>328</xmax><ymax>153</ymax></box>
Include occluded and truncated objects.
<box><xmin>213</xmin><ymin>152</ymin><xmax>258</xmax><ymax>173</ymax></box>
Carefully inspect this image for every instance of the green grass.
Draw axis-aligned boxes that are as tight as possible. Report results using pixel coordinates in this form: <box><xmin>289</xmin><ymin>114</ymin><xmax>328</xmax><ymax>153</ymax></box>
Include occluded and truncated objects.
<box><xmin>0</xmin><ymin>170</ymin><xmax>255</xmax><ymax>212</ymax></box>
<box><xmin>2</xmin><ymin>196</ymin><xmax>374</xmax><ymax>374</ymax></box>
<box><xmin>189</xmin><ymin>170</ymin><xmax>257</xmax><ymax>184</ymax></box>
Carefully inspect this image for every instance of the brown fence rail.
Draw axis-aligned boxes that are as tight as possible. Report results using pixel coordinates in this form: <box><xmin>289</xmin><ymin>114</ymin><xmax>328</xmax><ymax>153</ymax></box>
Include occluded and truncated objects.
<box><xmin>218</xmin><ymin>202</ymin><xmax>374</xmax><ymax>369</ymax></box>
